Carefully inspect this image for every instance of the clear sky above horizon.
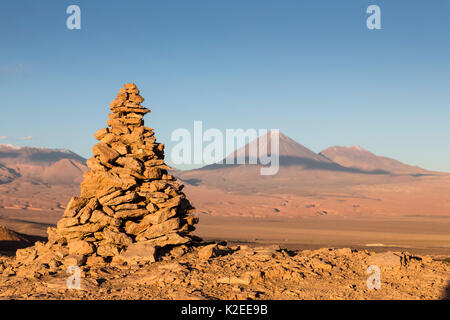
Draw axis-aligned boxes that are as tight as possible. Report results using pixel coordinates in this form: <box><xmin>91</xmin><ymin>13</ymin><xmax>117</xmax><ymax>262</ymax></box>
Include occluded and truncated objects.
<box><xmin>1</xmin><ymin>0</ymin><xmax>449</xmax><ymax>171</ymax></box>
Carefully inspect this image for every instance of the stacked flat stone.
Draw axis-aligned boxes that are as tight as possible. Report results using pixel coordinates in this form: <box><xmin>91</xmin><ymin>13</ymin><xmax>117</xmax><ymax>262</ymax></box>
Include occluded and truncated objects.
<box><xmin>42</xmin><ymin>83</ymin><xmax>198</xmax><ymax>264</ymax></box>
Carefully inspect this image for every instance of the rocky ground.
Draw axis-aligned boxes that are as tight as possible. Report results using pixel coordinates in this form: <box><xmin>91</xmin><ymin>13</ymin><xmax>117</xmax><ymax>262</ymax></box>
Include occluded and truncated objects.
<box><xmin>0</xmin><ymin>243</ymin><xmax>449</xmax><ymax>300</ymax></box>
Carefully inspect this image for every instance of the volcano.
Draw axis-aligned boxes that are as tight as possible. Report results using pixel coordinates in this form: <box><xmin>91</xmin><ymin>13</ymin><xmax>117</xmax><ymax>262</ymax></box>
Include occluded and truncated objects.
<box><xmin>176</xmin><ymin>131</ymin><xmax>407</xmax><ymax>195</ymax></box>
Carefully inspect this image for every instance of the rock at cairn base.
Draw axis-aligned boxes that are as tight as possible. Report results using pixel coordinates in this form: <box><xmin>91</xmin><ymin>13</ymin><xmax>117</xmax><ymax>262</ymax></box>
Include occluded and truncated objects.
<box><xmin>17</xmin><ymin>83</ymin><xmax>199</xmax><ymax>266</ymax></box>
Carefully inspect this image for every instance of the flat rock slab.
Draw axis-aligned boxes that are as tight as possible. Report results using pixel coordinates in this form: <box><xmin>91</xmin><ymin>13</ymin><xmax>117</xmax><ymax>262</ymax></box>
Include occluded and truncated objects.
<box><xmin>119</xmin><ymin>242</ymin><xmax>156</xmax><ymax>264</ymax></box>
<box><xmin>367</xmin><ymin>252</ymin><xmax>402</xmax><ymax>267</ymax></box>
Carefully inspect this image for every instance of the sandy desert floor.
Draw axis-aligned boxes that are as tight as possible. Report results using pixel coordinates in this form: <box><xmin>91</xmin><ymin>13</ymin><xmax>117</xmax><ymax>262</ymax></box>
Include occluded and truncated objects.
<box><xmin>0</xmin><ymin>242</ymin><xmax>449</xmax><ymax>300</ymax></box>
<box><xmin>179</xmin><ymin>174</ymin><xmax>450</xmax><ymax>218</ymax></box>
<box><xmin>1</xmin><ymin>208</ymin><xmax>450</xmax><ymax>256</ymax></box>
<box><xmin>197</xmin><ymin>215</ymin><xmax>450</xmax><ymax>256</ymax></box>
<box><xmin>0</xmin><ymin>209</ymin><xmax>449</xmax><ymax>299</ymax></box>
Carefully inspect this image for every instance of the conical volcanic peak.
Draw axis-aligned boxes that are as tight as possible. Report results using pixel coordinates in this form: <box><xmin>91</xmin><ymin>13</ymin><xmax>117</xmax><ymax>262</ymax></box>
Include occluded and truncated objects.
<box><xmin>222</xmin><ymin>131</ymin><xmax>332</xmax><ymax>165</ymax></box>
<box><xmin>15</xmin><ymin>84</ymin><xmax>199</xmax><ymax>267</ymax></box>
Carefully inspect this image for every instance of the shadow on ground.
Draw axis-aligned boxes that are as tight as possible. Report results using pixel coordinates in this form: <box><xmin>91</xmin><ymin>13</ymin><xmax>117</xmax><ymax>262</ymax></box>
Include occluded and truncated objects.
<box><xmin>0</xmin><ymin>234</ymin><xmax>46</xmax><ymax>256</ymax></box>
<box><xmin>444</xmin><ymin>281</ymin><xmax>450</xmax><ymax>300</ymax></box>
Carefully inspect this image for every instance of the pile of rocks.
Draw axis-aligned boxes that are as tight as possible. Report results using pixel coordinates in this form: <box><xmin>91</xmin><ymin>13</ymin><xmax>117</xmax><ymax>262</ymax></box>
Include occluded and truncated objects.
<box><xmin>17</xmin><ymin>83</ymin><xmax>198</xmax><ymax>267</ymax></box>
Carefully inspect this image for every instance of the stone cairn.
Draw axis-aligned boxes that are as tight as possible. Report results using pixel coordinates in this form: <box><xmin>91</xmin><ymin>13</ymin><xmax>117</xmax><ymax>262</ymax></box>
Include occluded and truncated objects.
<box><xmin>17</xmin><ymin>83</ymin><xmax>198</xmax><ymax>268</ymax></box>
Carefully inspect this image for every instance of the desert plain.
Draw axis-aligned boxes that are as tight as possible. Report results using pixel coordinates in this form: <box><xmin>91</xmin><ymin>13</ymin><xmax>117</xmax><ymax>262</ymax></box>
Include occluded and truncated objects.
<box><xmin>0</xmin><ymin>166</ymin><xmax>449</xmax><ymax>300</ymax></box>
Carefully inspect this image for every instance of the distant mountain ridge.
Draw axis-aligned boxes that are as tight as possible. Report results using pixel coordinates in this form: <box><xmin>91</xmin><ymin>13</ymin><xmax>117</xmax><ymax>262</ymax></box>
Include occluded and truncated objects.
<box><xmin>177</xmin><ymin>131</ymin><xmax>438</xmax><ymax>195</ymax></box>
<box><xmin>199</xmin><ymin>131</ymin><xmax>426</xmax><ymax>175</ymax></box>
<box><xmin>320</xmin><ymin>145</ymin><xmax>428</xmax><ymax>175</ymax></box>
<box><xmin>0</xmin><ymin>133</ymin><xmax>436</xmax><ymax>189</ymax></box>
<box><xmin>0</xmin><ymin>144</ymin><xmax>85</xmax><ymax>166</ymax></box>
<box><xmin>0</xmin><ymin>144</ymin><xmax>87</xmax><ymax>185</ymax></box>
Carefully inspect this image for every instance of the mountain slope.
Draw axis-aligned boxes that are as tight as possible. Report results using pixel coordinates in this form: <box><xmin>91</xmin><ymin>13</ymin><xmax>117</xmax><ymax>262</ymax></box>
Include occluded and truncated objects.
<box><xmin>193</xmin><ymin>131</ymin><xmax>394</xmax><ymax>174</ymax></box>
<box><xmin>0</xmin><ymin>224</ymin><xmax>34</xmax><ymax>254</ymax></box>
<box><xmin>221</xmin><ymin>131</ymin><xmax>332</xmax><ymax>166</ymax></box>
<box><xmin>0</xmin><ymin>144</ymin><xmax>87</xmax><ymax>185</ymax></box>
<box><xmin>0</xmin><ymin>225</ymin><xmax>29</xmax><ymax>243</ymax></box>
<box><xmin>177</xmin><ymin>131</ymin><xmax>402</xmax><ymax>195</ymax></box>
<box><xmin>0</xmin><ymin>144</ymin><xmax>85</xmax><ymax>166</ymax></box>
<box><xmin>320</xmin><ymin>146</ymin><xmax>428</xmax><ymax>175</ymax></box>
<box><xmin>0</xmin><ymin>163</ymin><xmax>19</xmax><ymax>184</ymax></box>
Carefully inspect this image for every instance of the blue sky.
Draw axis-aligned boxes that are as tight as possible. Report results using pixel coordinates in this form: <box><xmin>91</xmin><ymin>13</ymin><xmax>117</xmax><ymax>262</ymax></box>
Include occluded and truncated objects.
<box><xmin>0</xmin><ymin>0</ymin><xmax>449</xmax><ymax>171</ymax></box>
